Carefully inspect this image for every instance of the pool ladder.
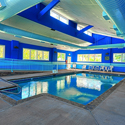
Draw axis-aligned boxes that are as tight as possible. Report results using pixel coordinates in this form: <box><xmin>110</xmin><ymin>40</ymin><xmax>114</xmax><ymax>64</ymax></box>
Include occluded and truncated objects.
<box><xmin>0</xmin><ymin>78</ymin><xmax>21</xmax><ymax>94</ymax></box>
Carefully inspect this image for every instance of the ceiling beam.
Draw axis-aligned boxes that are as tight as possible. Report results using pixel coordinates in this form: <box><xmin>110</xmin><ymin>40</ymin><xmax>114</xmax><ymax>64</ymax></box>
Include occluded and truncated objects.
<box><xmin>38</xmin><ymin>0</ymin><xmax>60</xmax><ymax>20</ymax></box>
<box><xmin>77</xmin><ymin>25</ymin><xmax>93</xmax><ymax>36</ymax></box>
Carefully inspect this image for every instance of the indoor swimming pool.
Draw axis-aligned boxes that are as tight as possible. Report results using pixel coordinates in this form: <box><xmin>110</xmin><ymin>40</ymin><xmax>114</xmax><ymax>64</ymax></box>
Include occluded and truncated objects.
<box><xmin>2</xmin><ymin>73</ymin><xmax>124</xmax><ymax>105</ymax></box>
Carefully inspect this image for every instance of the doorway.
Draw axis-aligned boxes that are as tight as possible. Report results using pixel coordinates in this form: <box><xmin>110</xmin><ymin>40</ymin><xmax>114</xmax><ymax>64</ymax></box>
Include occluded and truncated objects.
<box><xmin>67</xmin><ymin>56</ymin><xmax>71</xmax><ymax>69</ymax></box>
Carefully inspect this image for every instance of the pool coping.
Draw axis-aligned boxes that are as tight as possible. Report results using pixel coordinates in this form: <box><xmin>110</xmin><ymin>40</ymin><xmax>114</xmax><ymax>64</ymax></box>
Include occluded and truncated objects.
<box><xmin>0</xmin><ymin>71</ymin><xmax>125</xmax><ymax>111</ymax></box>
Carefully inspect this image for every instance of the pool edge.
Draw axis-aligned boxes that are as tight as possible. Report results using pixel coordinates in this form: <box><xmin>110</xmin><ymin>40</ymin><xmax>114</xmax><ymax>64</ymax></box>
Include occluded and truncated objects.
<box><xmin>0</xmin><ymin>71</ymin><xmax>125</xmax><ymax>111</ymax></box>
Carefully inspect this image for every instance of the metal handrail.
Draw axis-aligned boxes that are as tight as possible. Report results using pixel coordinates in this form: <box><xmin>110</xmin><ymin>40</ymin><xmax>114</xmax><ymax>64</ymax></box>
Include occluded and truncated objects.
<box><xmin>0</xmin><ymin>78</ymin><xmax>22</xmax><ymax>94</ymax></box>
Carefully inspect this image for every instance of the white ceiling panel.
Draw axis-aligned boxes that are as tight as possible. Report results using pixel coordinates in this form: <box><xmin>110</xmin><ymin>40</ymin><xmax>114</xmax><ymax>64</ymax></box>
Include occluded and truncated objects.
<box><xmin>43</xmin><ymin>0</ymin><xmax>123</xmax><ymax>38</ymax></box>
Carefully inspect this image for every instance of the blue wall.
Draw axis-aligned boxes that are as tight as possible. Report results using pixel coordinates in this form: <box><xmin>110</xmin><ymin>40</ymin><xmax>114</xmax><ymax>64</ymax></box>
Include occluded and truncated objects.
<box><xmin>74</xmin><ymin>34</ymin><xmax>125</xmax><ymax>72</ymax></box>
<box><xmin>1</xmin><ymin>32</ymin><xmax>125</xmax><ymax>72</ymax></box>
<box><xmin>52</xmin><ymin>48</ymin><xmax>72</xmax><ymax>62</ymax></box>
<box><xmin>0</xmin><ymin>39</ymin><xmax>73</xmax><ymax>63</ymax></box>
<box><xmin>0</xmin><ymin>39</ymin><xmax>11</xmax><ymax>58</ymax></box>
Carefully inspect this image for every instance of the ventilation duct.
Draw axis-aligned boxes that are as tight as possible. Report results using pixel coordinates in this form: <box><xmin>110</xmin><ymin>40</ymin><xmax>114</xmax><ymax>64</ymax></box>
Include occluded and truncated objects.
<box><xmin>0</xmin><ymin>0</ymin><xmax>45</xmax><ymax>21</ymax></box>
<box><xmin>95</xmin><ymin>0</ymin><xmax>125</xmax><ymax>39</ymax></box>
<box><xmin>0</xmin><ymin>23</ymin><xmax>125</xmax><ymax>50</ymax></box>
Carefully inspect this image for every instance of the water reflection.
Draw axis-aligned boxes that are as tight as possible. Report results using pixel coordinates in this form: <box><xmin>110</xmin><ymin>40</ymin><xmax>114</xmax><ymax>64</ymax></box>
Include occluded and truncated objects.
<box><xmin>42</xmin><ymin>82</ymin><xmax>48</xmax><ymax>93</ymax></box>
<box><xmin>66</xmin><ymin>75</ymin><xmax>71</xmax><ymax>85</ymax></box>
<box><xmin>30</xmin><ymin>82</ymin><xmax>36</xmax><ymax>96</ymax></box>
<box><xmin>22</xmin><ymin>86</ymin><xmax>29</xmax><ymax>99</ymax></box>
<box><xmin>77</xmin><ymin>77</ymin><xmax>102</xmax><ymax>91</ymax></box>
<box><xmin>37</xmin><ymin>82</ymin><xmax>41</xmax><ymax>95</ymax></box>
<box><xmin>22</xmin><ymin>81</ymin><xmax>48</xmax><ymax>99</ymax></box>
<box><xmin>57</xmin><ymin>80</ymin><xmax>65</xmax><ymax>91</ymax></box>
<box><xmin>6</xmin><ymin>72</ymin><xmax>124</xmax><ymax>105</ymax></box>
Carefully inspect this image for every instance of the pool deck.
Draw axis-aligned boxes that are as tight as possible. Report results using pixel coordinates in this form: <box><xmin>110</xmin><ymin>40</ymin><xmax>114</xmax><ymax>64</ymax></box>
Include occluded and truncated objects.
<box><xmin>0</xmin><ymin>79</ymin><xmax>125</xmax><ymax>125</ymax></box>
<box><xmin>0</xmin><ymin>69</ymin><xmax>125</xmax><ymax>125</ymax></box>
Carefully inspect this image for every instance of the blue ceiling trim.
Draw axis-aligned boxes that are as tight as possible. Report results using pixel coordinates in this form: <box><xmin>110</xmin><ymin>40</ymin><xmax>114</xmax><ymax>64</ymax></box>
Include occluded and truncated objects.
<box><xmin>38</xmin><ymin>0</ymin><xmax>60</xmax><ymax>20</ymax></box>
<box><xmin>18</xmin><ymin>5</ymin><xmax>94</xmax><ymax>43</ymax></box>
<box><xmin>77</xmin><ymin>25</ymin><xmax>93</xmax><ymax>36</ymax></box>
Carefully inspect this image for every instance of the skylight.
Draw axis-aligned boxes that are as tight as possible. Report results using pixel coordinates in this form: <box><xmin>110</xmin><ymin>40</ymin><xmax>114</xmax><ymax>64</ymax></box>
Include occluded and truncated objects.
<box><xmin>50</xmin><ymin>10</ymin><xmax>69</xmax><ymax>25</ymax></box>
<box><xmin>77</xmin><ymin>25</ymin><xmax>92</xmax><ymax>36</ymax></box>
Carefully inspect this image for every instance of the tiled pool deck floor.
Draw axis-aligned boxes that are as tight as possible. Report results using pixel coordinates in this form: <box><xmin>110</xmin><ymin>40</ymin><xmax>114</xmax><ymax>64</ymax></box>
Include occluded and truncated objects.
<box><xmin>0</xmin><ymin>69</ymin><xmax>125</xmax><ymax>125</ymax></box>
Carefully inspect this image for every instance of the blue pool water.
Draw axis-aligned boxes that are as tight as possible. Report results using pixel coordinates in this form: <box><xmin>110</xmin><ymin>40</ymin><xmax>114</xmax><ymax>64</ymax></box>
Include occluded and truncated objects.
<box><xmin>3</xmin><ymin>73</ymin><xmax>124</xmax><ymax>105</ymax></box>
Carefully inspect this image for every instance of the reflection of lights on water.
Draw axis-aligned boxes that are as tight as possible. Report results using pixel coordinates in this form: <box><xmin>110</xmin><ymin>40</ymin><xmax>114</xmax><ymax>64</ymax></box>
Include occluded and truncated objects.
<box><xmin>22</xmin><ymin>86</ymin><xmax>29</xmax><ymax>99</ymax></box>
<box><xmin>86</xmin><ymin>74</ymin><xmax>113</xmax><ymax>81</ymax></box>
<box><xmin>22</xmin><ymin>81</ymin><xmax>48</xmax><ymax>99</ymax></box>
<box><xmin>72</xmin><ymin>74</ymin><xmax>76</xmax><ymax>78</ymax></box>
<box><xmin>30</xmin><ymin>82</ymin><xmax>36</xmax><ymax>96</ymax></box>
<box><xmin>57</xmin><ymin>80</ymin><xmax>65</xmax><ymax>91</ymax></box>
<box><xmin>37</xmin><ymin>82</ymin><xmax>42</xmax><ymax>94</ymax></box>
<box><xmin>112</xmin><ymin>84</ymin><xmax>115</xmax><ymax>86</ymax></box>
<box><xmin>42</xmin><ymin>82</ymin><xmax>48</xmax><ymax>93</ymax></box>
<box><xmin>66</xmin><ymin>76</ymin><xmax>71</xmax><ymax>84</ymax></box>
<box><xmin>77</xmin><ymin>77</ymin><xmax>102</xmax><ymax>91</ymax></box>
<box><xmin>82</xmin><ymin>73</ymin><xmax>86</xmax><ymax>77</ymax></box>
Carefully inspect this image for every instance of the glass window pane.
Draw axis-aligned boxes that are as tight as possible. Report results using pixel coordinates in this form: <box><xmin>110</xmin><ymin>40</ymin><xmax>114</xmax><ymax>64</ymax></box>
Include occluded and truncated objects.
<box><xmin>38</xmin><ymin>51</ymin><xmax>43</xmax><ymax>60</ymax></box>
<box><xmin>114</xmin><ymin>54</ymin><xmax>122</xmax><ymax>62</ymax></box>
<box><xmin>78</xmin><ymin>55</ymin><xmax>83</xmax><ymax>61</ymax></box>
<box><xmin>58</xmin><ymin>53</ymin><xmax>65</xmax><ymax>61</ymax></box>
<box><xmin>31</xmin><ymin>50</ymin><xmax>37</xmax><ymax>60</ymax></box>
<box><xmin>77</xmin><ymin>26</ymin><xmax>82</xmax><ymax>31</ymax></box>
<box><xmin>61</xmin><ymin>53</ymin><xmax>65</xmax><ymax>61</ymax></box>
<box><xmin>89</xmin><ymin>54</ymin><xmax>95</xmax><ymax>61</ymax></box>
<box><xmin>58</xmin><ymin>53</ymin><xmax>61</xmax><ymax>61</ymax></box>
<box><xmin>0</xmin><ymin>46</ymin><xmax>4</xmax><ymax>58</ymax></box>
<box><xmin>44</xmin><ymin>51</ymin><xmax>49</xmax><ymax>60</ymax></box>
<box><xmin>50</xmin><ymin>11</ymin><xmax>59</xmax><ymax>20</ymax></box>
<box><xmin>60</xmin><ymin>16</ymin><xmax>68</xmax><ymax>25</ymax></box>
<box><xmin>95</xmin><ymin>54</ymin><xmax>101</xmax><ymax>62</ymax></box>
<box><xmin>84</xmin><ymin>31</ymin><xmax>88</xmax><ymax>34</ymax></box>
<box><xmin>122</xmin><ymin>54</ymin><xmax>125</xmax><ymax>62</ymax></box>
<box><xmin>23</xmin><ymin>49</ymin><xmax>30</xmax><ymax>59</ymax></box>
<box><xmin>88</xmin><ymin>32</ymin><xmax>92</xmax><ymax>36</ymax></box>
<box><xmin>83</xmin><ymin>55</ymin><xmax>88</xmax><ymax>61</ymax></box>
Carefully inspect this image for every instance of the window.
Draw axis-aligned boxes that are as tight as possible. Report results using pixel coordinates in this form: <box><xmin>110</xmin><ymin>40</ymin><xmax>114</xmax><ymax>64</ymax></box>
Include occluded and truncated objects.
<box><xmin>77</xmin><ymin>26</ymin><xmax>82</xmax><ymax>31</ymax></box>
<box><xmin>50</xmin><ymin>10</ymin><xmax>69</xmax><ymax>25</ymax></box>
<box><xmin>31</xmin><ymin>50</ymin><xmax>37</xmax><ymax>60</ymax></box>
<box><xmin>83</xmin><ymin>55</ymin><xmax>89</xmax><ymax>61</ymax></box>
<box><xmin>78</xmin><ymin>54</ymin><xmax>83</xmax><ymax>61</ymax></box>
<box><xmin>89</xmin><ymin>54</ymin><xmax>95</xmax><ymax>61</ymax></box>
<box><xmin>23</xmin><ymin>48</ymin><xmax>49</xmax><ymax>60</ymax></box>
<box><xmin>0</xmin><ymin>45</ymin><xmax>5</xmax><ymax>58</ymax></box>
<box><xmin>60</xmin><ymin>16</ymin><xmax>68</xmax><ymax>25</ymax></box>
<box><xmin>95</xmin><ymin>54</ymin><xmax>102</xmax><ymax>62</ymax></box>
<box><xmin>23</xmin><ymin>49</ymin><xmax>30</xmax><ymax>59</ymax></box>
<box><xmin>50</xmin><ymin>11</ymin><xmax>59</xmax><ymax>20</ymax></box>
<box><xmin>113</xmin><ymin>53</ymin><xmax>125</xmax><ymax>62</ymax></box>
<box><xmin>77</xmin><ymin>54</ymin><xmax>102</xmax><ymax>62</ymax></box>
<box><xmin>38</xmin><ymin>51</ymin><xmax>43</xmax><ymax>60</ymax></box>
<box><xmin>77</xmin><ymin>25</ymin><xmax>92</xmax><ymax>36</ymax></box>
<box><xmin>43</xmin><ymin>51</ymin><xmax>49</xmax><ymax>60</ymax></box>
<box><xmin>57</xmin><ymin>53</ymin><xmax>65</xmax><ymax>61</ymax></box>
